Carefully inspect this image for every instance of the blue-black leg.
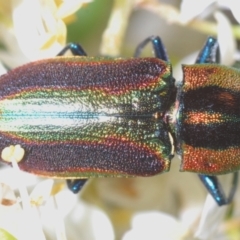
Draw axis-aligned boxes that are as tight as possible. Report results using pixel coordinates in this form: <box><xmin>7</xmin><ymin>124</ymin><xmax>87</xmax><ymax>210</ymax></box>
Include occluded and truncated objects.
<box><xmin>197</xmin><ymin>37</ymin><xmax>239</xmax><ymax>205</ymax></box>
<box><xmin>199</xmin><ymin>173</ymin><xmax>238</xmax><ymax>206</ymax></box>
<box><xmin>66</xmin><ymin>179</ymin><xmax>88</xmax><ymax>194</ymax></box>
<box><xmin>134</xmin><ymin>36</ymin><xmax>169</xmax><ymax>61</ymax></box>
<box><xmin>58</xmin><ymin>43</ymin><xmax>88</xmax><ymax>193</ymax></box>
<box><xmin>195</xmin><ymin>37</ymin><xmax>220</xmax><ymax>64</ymax></box>
<box><xmin>57</xmin><ymin>43</ymin><xmax>87</xmax><ymax>56</ymax></box>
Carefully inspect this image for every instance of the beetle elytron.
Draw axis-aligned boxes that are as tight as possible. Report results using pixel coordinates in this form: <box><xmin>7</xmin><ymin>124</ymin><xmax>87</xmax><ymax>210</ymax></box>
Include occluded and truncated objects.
<box><xmin>0</xmin><ymin>36</ymin><xmax>238</xmax><ymax>206</ymax></box>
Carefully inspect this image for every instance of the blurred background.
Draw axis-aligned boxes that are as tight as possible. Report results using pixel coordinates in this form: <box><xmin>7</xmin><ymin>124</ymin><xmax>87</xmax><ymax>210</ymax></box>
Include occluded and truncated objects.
<box><xmin>0</xmin><ymin>0</ymin><xmax>240</xmax><ymax>239</ymax></box>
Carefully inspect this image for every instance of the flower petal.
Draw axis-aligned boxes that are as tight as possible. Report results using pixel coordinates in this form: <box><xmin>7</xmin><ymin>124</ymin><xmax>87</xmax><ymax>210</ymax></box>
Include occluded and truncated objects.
<box><xmin>214</xmin><ymin>11</ymin><xmax>236</xmax><ymax>65</ymax></box>
<box><xmin>123</xmin><ymin>211</ymin><xmax>190</xmax><ymax>240</ymax></box>
<box><xmin>195</xmin><ymin>195</ymin><xmax>228</xmax><ymax>239</ymax></box>
<box><xmin>180</xmin><ymin>0</ymin><xmax>216</xmax><ymax>23</ymax></box>
<box><xmin>56</xmin><ymin>0</ymin><xmax>93</xmax><ymax>19</ymax></box>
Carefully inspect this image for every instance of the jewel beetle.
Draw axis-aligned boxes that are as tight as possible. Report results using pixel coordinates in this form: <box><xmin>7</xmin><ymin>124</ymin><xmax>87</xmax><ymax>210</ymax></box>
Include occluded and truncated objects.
<box><xmin>0</xmin><ymin>36</ymin><xmax>238</xmax><ymax>206</ymax></box>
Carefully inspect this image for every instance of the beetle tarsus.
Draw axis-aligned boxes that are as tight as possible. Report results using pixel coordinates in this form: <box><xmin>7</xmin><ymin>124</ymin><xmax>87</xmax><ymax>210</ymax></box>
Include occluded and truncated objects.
<box><xmin>198</xmin><ymin>173</ymin><xmax>238</xmax><ymax>206</ymax></box>
<box><xmin>66</xmin><ymin>179</ymin><xmax>88</xmax><ymax>194</ymax></box>
<box><xmin>57</xmin><ymin>43</ymin><xmax>87</xmax><ymax>56</ymax></box>
<box><xmin>195</xmin><ymin>37</ymin><xmax>220</xmax><ymax>64</ymax></box>
<box><xmin>134</xmin><ymin>36</ymin><xmax>169</xmax><ymax>61</ymax></box>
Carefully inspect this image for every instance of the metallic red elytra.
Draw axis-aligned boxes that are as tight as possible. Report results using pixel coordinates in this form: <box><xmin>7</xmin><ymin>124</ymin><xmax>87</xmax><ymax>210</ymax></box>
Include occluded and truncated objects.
<box><xmin>0</xmin><ymin>57</ymin><xmax>174</xmax><ymax>178</ymax></box>
<box><xmin>0</xmin><ymin>36</ymin><xmax>238</xmax><ymax>206</ymax></box>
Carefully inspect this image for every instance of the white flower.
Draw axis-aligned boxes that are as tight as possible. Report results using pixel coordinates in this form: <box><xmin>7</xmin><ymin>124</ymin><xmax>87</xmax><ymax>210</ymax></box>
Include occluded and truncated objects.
<box><xmin>180</xmin><ymin>0</ymin><xmax>240</xmax><ymax>24</ymax></box>
<box><xmin>0</xmin><ymin>0</ymin><xmax>92</xmax><ymax>68</ymax></box>
<box><xmin>123</xmin><ymin>211</ymin><xmax>190</xmax><ymax>240</ymax></box>
<box><xmin>0</xmin><ymin>165</ymin><xmax>114</xmax><ymax>240</ymax></box>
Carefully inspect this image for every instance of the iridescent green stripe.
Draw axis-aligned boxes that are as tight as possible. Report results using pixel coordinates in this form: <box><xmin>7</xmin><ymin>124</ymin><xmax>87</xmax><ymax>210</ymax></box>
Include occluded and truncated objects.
<box><xmin>0</xmin><ymin>88</ymin><xmax>169</xmax><ymax>158</ymax></box>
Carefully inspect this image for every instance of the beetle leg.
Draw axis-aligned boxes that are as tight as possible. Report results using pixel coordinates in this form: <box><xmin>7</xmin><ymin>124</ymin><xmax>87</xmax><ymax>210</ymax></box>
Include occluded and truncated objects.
<box><xmin>195</xmin><ymin>36</ymin><xmax>220</xmax><ymax>64</ymax></box>
<box><xmin>66</xmin><ymin>179</ymin><xmax>88</xmax><ymax>194</ymax></box>
<box><xmin>198</xmin><ymin>173</ymin><xmax>238</xmax><ymax>206</ymax></box>
<box><xmin>196</xmin><ymin>36</ymin><xmax>238</xmax><ymax>205</ymax></box>
<box><xmin>57</xmin><ymin>43</ymin><xmax>87</xmax><ymax>56</ymax></box>
<box><xmin>134</xmin><ymin>36</ymin><xmax>169</xmax><ymax>61</ymax></box>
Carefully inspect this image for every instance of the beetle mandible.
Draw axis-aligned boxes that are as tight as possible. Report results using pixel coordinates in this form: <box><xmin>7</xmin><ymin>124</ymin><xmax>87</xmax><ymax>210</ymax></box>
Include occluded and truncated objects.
<box><xmin>0</xmin><ymin>36</ymin><xmax>238</xmax><ymax>206</ymax></box>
